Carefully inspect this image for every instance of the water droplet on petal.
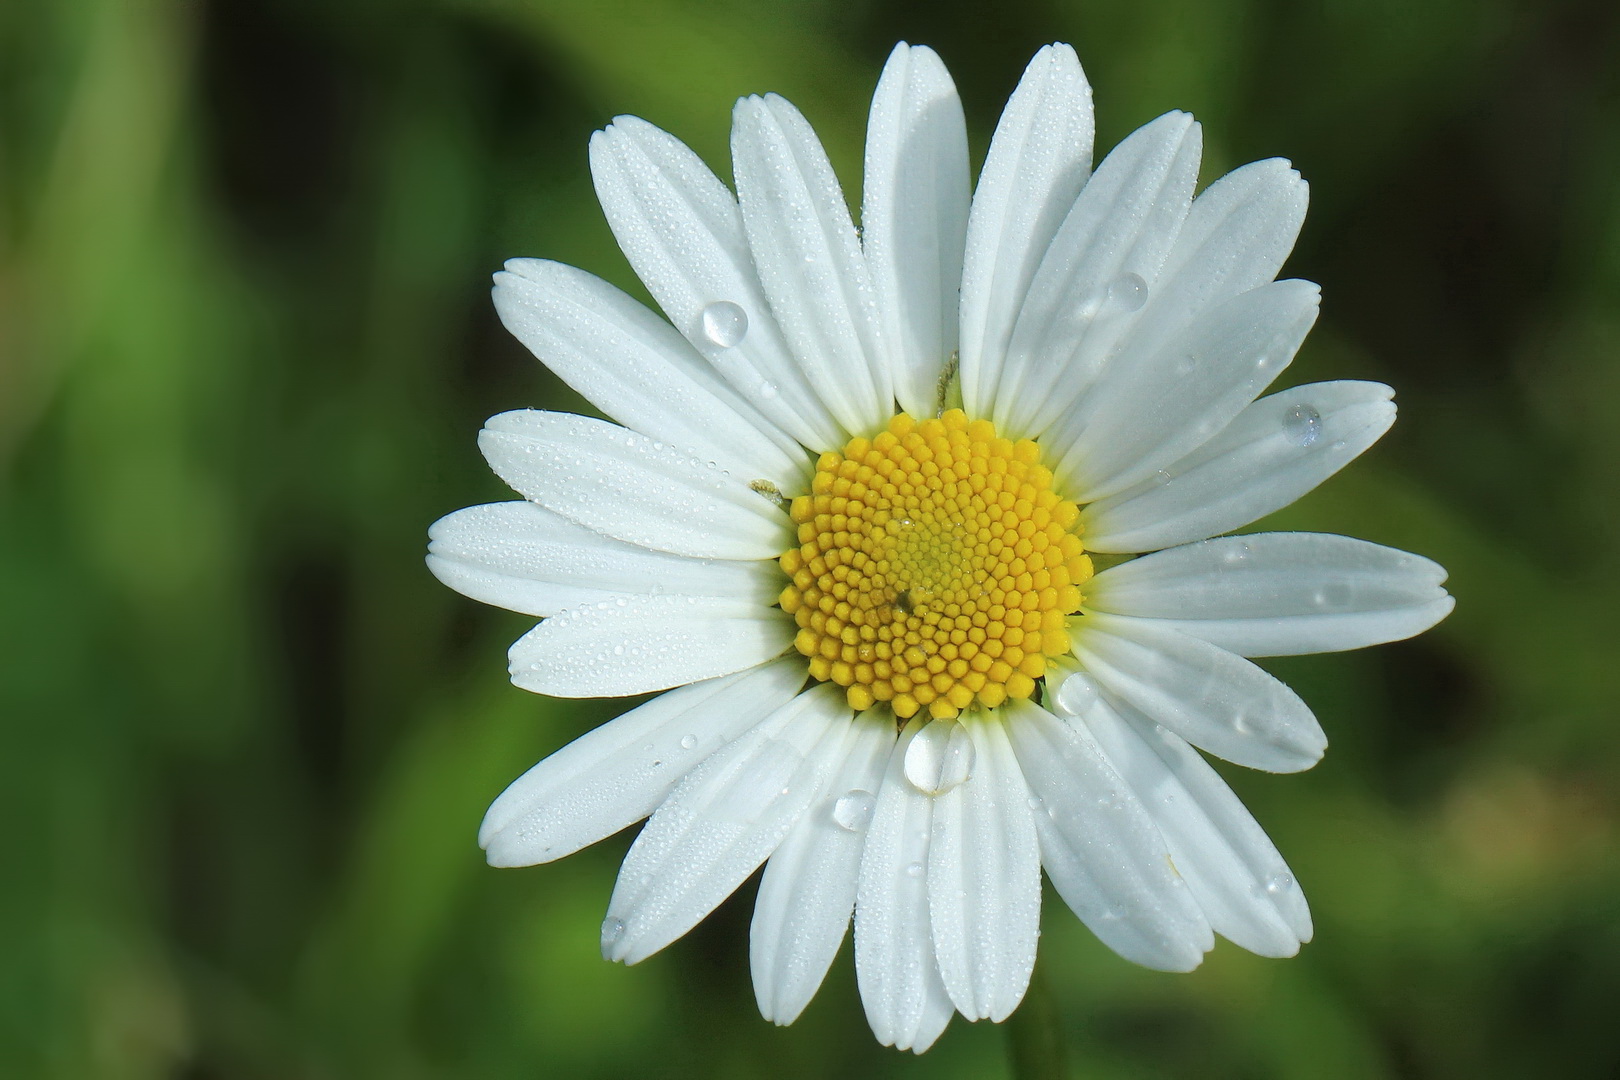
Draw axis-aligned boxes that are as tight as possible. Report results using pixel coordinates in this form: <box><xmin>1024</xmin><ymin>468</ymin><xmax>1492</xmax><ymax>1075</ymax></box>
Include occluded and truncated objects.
<box><xmin>832</xmin><ymin>789</ymin><xmax>876</xmax><ymax>832</ymax></box>
<box><xmin>758</xmin><ymin>382</ymin><xmax>778</xmax><ymax>400</ymax></box>
<box><xmin>1283</xmin><ymin>403</ymin><xmax>1322</xmax><ymax>446</ymax></box>
<box><xmin>679</xmin><ymin>733</ymin><xmax>698</xmax><ymax>751</ymax></box>
<box><xmin>600</xmin><ymin>916</ymin><xmax>626</xmax><ymax>947</ymax></box>
<box><xmin>905</xmin><ymin>861</ymin><xmax>925</xmax><ymax>878</ymax></box>
<box><xmin>1265</xmin><ymin>873</ymin><xmax>1294</xmax><ymax>895</ymax></box>
<box><xmin>1220</xmin><ymin>542</ymin><xmax>1250</xmax><ymax>566</ymax></box>
<box><xmin>1107</xmin><ymin>272</ymin><xmax>1149</xmax><ymax>312</ymax></box>
<box><xmin>699</xmin><ymin>301</ymin><xmax>749</xmax><ymax>348</ymax></box>
<box><xmin>1054</xmin><ymin>673</ymin><xmax>1099</xmax><ymax>717</ymax></box>
<box><xmin>903</xmin><ymin>718</ymin><xmax>975</xmax><ymax>796</ymax></box>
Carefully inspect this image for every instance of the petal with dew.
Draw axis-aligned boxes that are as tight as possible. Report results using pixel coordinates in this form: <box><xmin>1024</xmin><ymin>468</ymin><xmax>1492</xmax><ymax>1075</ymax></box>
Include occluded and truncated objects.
<box><xmin>604</xmin><ymin>685</ymin><xmax>853</xmax><ymax>965</ymax></box>
<box><xmin>428</xmin><ymin>501</ymin><xmax>777</xmax><ymax>619</ymax></box>
<box><xmin>1051</xmin><ymin>279</ymin><xmax>1321</xmax><ymax>503</ymax></box>
<box><xmin>1082</xmin><ymin>381</ymin><xmax>1396</xmax><ymax>552</ymax></box>
<box><xmin>855</xmin><ymin>717</ymin><xmax>956</xmax><ymax>1053</ymax></box>
<box><xmin>1072</xmin><ymin>613</ymin><xmax>1327</xmax><ymax>772</ymax></box>
<box><xmin>1003</xmin><ymin>698</ymin><xmax>1213</xmax><ymax>971</ymax></box>
<box><xmin>733</xmin><ymin>94</ymin><xmax>891</xmax><ymax>437</ymax></box>
<box><xmin>492</xmin><ymin>258</ymin><xmax>806</xmax><ymax>489</ymax></box>
<box><xmin>1117</xmin><ymin>158</ymin><xmax>1310</xmax><ymax>367</ymax></box>
<box><xmin>927</xmin><ymin>714</ymin><xmax>1042</xmax><ymax>1021</ymax></box>
<box><xmin>590</xmin><ymin>116</ymin><xmax>844</xmax><ymax>450</ymax></box>
<box><xmin>959</xmin><ymin>43</ymin><xmax>1093</xmax><ymax>418</ymax></box>
<box><xmin>508</xmin><ymin>595</ymin><xmax>794</xmax><ymax>698</ymax></box>
<box><xmin>1085</xmin><ymin>532</ymin><xmax>1455</xmax><ymax>656</ymax></box>
<box><xmin>481</xmin><ymin>658</ymin><xmax>807</xmax><ymax>865</ymax></box>
<box><xmin>479</xmin><ymin>411</ymin><xmax>793</xmax><ymax>561</ymax></box>
<box><xmin>994</xmin><ymin>111</ymin><xmax>1201</xmax><ymax>438</ymax></box>
<box><xmin>751</xmin><ymin>711</ymin><xmax>895</xmax><ymax>1025</ymax></box>
<box><xmin>863</xmin><ymin>42</ymin><xmax>971</xmax><ymax>418</ymax></box>
<box><xmin>1051</xmin><ymin>662</ymin><xmax>1311</xmax><ymax>956</ymax></box>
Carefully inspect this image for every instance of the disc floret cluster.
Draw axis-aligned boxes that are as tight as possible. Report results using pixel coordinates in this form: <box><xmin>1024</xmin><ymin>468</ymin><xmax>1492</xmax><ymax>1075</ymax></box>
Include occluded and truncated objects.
<box><xmin>779</xmin><ymin>410</ymin><xmax>1093</xmax><ymax>720</ymax></box>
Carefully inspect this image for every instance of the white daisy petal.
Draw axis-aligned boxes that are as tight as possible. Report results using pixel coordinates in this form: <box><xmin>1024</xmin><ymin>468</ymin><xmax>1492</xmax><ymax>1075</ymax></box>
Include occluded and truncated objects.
<box><xmin>751</xmin><ymin>712</ymin><xmax>895</xmax><ymax>1025</ymax></box>
<box><xmin>855</xmin><ymin>717</ymin><xmax>956</xmax><ymax>1052</ymax></box>
<box><xmin>960</xmin><ymin>43</ymin><xmax>1094</xmax><ymax>418</ymax></box>
<box><xmin>732</xmin><ymin>94</ymin><xmax>891</xmax><ymax>437</ymax></box>
<box><xmin>491</xmin><ymin>258</ymin><xmax>807</xmax><ymax>489</ymax></box>
<box><xmin>480</xmin><ymin>659</ymin><xmax>806</xmax><ymax>866</ymax></box>
<box><xmin>927</xmin><ymin>714</ymin><xmax>1042</xmax><ymax>1021</ymax></box>
<box><xmin>1050</xmin><ymin>664</ymin><xmax>1310</xmax><ymax>955</ymax></box>
<box><xmin>1121</xmin><ymin>158</ymin><xmax>1310</xmax><ymax>365</ymax></box>
<box><xmin>589</xmin><ymin>116</ymin><xmax>844</xmax><ymax>450</ymax></box>
<box><xmin>479</xmin><ymin>411</ymin><xmax>794</xmax><ymax>560</ymax></box>
<box><xmin>994</xmin><ymin>111</ymin><xmax>1202</xmax><ymax>438</ymax></box>
<box><xmin>862</xmin><ymin>42</ymin><xmax>971</xmax><ymax>418</ymax></box>
<box><xmin>1051</xmin><ymin>279</ymin><xmax>1322</xmax><ymax>502</ymax></box>
<box><xmin>604</xmin><ymin>684</ymin><xmax>852</xmax><ymax>965</ymax></box>
<box><xmin>1082</xmin><ymin>381</ymin><xmax>1398</xmax><ymax>552</ymax></box>
<box><xmin>1085</xmin><ymin>532</ymin><xmax>1455</xmax><ymax>656</ymax></box>
<box><xmin>427</xmin><ymin>501</ymin><xmax>777</xmax><ymax>618</ymax></box>
<box><xmin>1072</xmin><ymin>612</ymin><xmax>1327</xmax><ymax>772</ymax></box>
<box><xmin>1002</xmin><ymin>699</ymin><xmax>1213</xmax><ymax>971</ymax></box>
<box><xmin>905</xmin><ymin>977</ymin><xmax>956</xmax><ymax>1055</ymax></box>
<box><xmin>507</xmin><ymin>595</ymin><xmax>794</xmax><ymax>698</ymax></box>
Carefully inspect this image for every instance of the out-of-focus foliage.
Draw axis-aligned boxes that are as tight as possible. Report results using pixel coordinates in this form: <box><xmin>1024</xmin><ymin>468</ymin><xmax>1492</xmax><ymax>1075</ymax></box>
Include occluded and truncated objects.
<box><xmin>2</xmin><ymin>0</ymin><xmax>1617</xmax><ymax>1076</ymax></box>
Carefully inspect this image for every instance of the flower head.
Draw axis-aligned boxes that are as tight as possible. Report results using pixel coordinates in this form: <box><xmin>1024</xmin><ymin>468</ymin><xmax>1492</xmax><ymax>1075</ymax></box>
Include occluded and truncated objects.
<box><xmin>428</xmin><ymin>42</ymin><xmax>1453</xmax><ymax>1052</ymax></box>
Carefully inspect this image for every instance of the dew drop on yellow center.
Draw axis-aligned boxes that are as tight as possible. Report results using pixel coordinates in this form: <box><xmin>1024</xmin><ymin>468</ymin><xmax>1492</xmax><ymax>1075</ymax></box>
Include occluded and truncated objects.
<box><xmin>778</xmin><ymin>409</ymin><xmax>1093</xmax><ymax>721</ymax></box>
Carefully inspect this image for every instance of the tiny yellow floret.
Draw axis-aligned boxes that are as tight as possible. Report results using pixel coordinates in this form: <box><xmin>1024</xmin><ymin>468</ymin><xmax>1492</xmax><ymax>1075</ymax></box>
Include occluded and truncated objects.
<box><xmin>778</xmin><ymin>410</ymin><xmax>1092</xmax><ymax>720</ymax></box>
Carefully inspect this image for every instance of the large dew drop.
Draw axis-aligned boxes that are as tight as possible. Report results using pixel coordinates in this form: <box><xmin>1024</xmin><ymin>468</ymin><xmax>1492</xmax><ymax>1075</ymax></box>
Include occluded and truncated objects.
<box><xmin>1107</xmin><ymin>272</ymin><xmax>1149</xmax><ymax>312</ymax></box>
<box><xmin>1054</xmin><ymin>672</ymin><xmax>1100</xmax><ymax>717</ymax></box>
<box><xmin>699</xmin><ymin>300</ymin><xmax>749</xmax><ymax>348</ymax></box>
<box><xmin>1264</xmin><ymin>873</ymin><xmax>1295</xmax><ymax>895</ymax></box>
<box><xmin>904</xmin><ymin>718</ymin><xmax>975</xmax><ymax>796</ymax></box>
<box><xmin>831</xmin><ymin>789</ymin><xmax>876</xmax><ymax>832</ymax></box>
<box><xmin>1282</xmin><ymin>403</ymin><xmax>1322</xmax><ymax>446</ymax></box>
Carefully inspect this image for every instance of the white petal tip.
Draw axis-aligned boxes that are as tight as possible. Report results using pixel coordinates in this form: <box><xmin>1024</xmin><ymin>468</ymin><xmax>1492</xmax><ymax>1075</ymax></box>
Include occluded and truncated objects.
<box><xmin>483</xmin><ymin>831</ymin><xmax>543</xmax><ymax>868</ymax></box>
<box><xmin>1264</xmin><ymin>742</ymin><xmax>1328</xmax><ymax>775</ymax></box>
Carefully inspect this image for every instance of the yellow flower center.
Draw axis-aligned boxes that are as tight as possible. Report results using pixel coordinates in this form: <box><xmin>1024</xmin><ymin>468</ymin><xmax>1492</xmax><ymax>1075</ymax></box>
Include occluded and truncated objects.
<box><xmin>778</xmin><ymin>409</ymin><xmax>1092</xmax><ymax>720</ymax></box>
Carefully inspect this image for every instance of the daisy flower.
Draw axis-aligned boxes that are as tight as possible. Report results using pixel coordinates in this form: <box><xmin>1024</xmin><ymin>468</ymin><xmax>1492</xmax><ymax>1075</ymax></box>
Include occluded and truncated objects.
<box><xmin>427</xmin><ymin>42</ymin><xmax>1453</xmax><ymax>1052</ymax></box>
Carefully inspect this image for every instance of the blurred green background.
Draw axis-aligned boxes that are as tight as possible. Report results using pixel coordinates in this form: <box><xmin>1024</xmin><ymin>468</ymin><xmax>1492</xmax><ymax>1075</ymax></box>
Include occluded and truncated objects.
<box><xmin>3</xmin><ymin>0</ymin><xmax>1618</xmax><ymax>1076</ymax></box>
